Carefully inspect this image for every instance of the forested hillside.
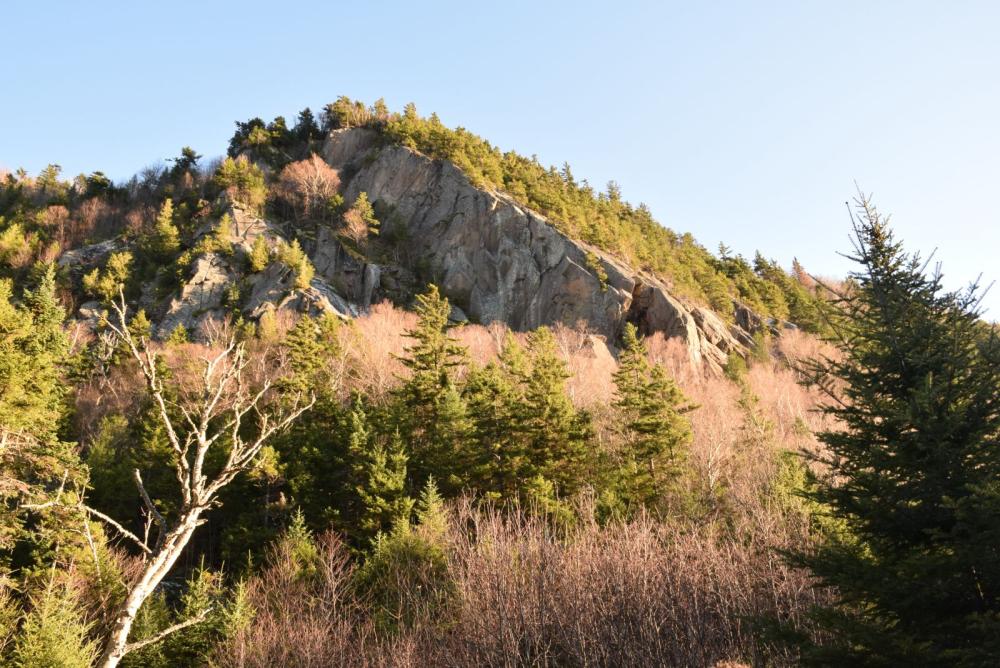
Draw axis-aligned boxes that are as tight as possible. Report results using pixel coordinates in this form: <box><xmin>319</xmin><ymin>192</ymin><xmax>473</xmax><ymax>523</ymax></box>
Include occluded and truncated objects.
<box><xmin>1</xmin><ymin>100</ymin><xmax>997</xmax><ymax>666</ymax></box>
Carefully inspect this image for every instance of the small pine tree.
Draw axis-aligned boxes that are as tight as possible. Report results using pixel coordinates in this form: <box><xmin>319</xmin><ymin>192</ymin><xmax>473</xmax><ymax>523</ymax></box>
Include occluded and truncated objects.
<box><xmin>82</xmin><ymin>251</ymin><xmax>132</xmax><ymax>304</ymax></box>
<box><xmin>354</xmin><ymin>477</ymin><xmax>455</xmax><ymax>633</ymax></box>
<box><xmin>214</xmin><ymin>156</ymin><xmax>267</xmax><ymax>211</ymax></box>
<box><xmin>518</xmin><ymin>327</ymin><xmax>593</xmax><ymax>497</ymax></box>
<box><xmin>212</xmin><ymin>213</ymin><xmax>234</xmax><ymax>256</ymax></box>
<box><xmin>350</xmin><ymin>401</ymin><xmax>414</xmax><ymax>545</ymax></box>
<box><xmin>128</xmin><ymin>309</ymin><xmax>152</xmax><ymax>340</ymax></box>
<box><xmin>144</xmin><ymin>198</ymin><xmax>180</xmax><ymax>261</ymax></box>
<box><xmin>463</xmin><ymin>352</ymin><xmax>531</xmax><ymax>502</ymax></box>
<box><xmin>166</xmin><ymin>323</ymin><xmax>189</xmax><ymax>345</ymax></box>
<box><xmin>248</xmin><ymin>235</ymin><xmax>270</xmax><ymax>273</ymax></box>
<box><xmin>0</xmin><ymin>276</ymin><xmax>66</xmax><ymax>439</ymax></box>
<box><xmin>277</xmin><ymin>239</ymin><xmax>314</xmax><ymax>290</ymax></box>
<box><xmin>283</xmin><ymin>315</ymin><xmax>325</xmax><ymax>394</ymax></box>
<box><xmin>294</xmin><ymin>107</ymin><xmax>321</xmax><ymax>142</ymax></box>
<box><xmin>13</xmin><ymin>582</ymin><xmax>98</xmax><ymax>668</ymax></box>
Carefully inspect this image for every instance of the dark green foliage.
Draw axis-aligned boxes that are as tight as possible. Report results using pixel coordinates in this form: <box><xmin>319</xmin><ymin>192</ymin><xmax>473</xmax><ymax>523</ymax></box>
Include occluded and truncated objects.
<box><xmin>167</xmin><ymin>147</ymin><xmax>202</xmax><ymax>181</ymax></box>
<box><xmin>612</xmin><ymin>323</ymin><xmax>695</xmax><ymax>509</ymax></box>
<box><xmin>391</xmin><ymin>285</ymin><xmax>472</xmax><ymax>494</ymax></box>
<box><xmin>348</xmin><ymin>405</ymin><xmax>413</xmax><ymax>547</ymax></box>
<box><xmin>786</xmin><ymin>198</ymin><xmax>1000</xmax><ymax>666</ymax></box>
<box><xmin>463</xmin><ymin>354</ymin><xmax>530</xmax><ymax>502</ymax></box>
<box><xmin>282</xmin><ymin>312</ymin><xmax>342</xmax><ymax>395</ymax></box>
<box><xmin>353</xmin><ymin>478</ymin><xmax>455</xmax><ymax>633</ymax></box>
<box><xmin>518</xmin><ymin>327</ymin><xmax>594</xmax><ymax>498</ymax></box>
<box><xmin>293</xmin><ymin>107</ymin><xmax>322</xmax><ymax>143</ymax></box>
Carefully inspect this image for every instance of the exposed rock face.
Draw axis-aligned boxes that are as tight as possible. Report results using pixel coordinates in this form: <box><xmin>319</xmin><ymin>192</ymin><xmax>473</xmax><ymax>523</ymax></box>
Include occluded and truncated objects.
<box><xmin>58</xmin><ymin>239</ymin><xmax>125</xmax><ymax>282</ymax></box>
<box><xmin>64</xmin><ymin>130</ymin><xmax>760</xmax><ymax>373</ymax></box>
<box><xmin>157</xmin><ymin>253</ymin><xmax>234</xmax><ymax>338</ymax></box>
<box><xmin>321</xmin><ymin>129</ymin><xmax>756</xmax><ymax>372</ymax></box>
<box><xmin>310</xmin><ymin>226</ymin><xmax>379</xmax><ymax>309</ymax></box>
<box><xmin>243</xmin><ymin>261</ymin><xmax>356</xmax><ymax>321</ymax></box>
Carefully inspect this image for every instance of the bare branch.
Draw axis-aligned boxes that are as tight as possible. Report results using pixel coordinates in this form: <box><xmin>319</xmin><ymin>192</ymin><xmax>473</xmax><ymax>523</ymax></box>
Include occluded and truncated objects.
<box><xmin>83</xmin><ymin>505</ymin><xmax>152</xmax><ymax>556</ymax></box>
<box><xmin>133</xmin><ymin>470</ymin><xmax>165</xmax><ymax>550</ymax></box>
<box><xmin>122</xmin><ymin>606</ymin><xmax>212</xmax><ymax>654</ymax></box>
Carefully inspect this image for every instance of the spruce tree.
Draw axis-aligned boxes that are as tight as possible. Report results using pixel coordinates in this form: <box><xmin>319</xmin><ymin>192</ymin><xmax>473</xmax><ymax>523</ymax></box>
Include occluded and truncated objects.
<box><xmin>12</xmin><ymin>581</ymin><xmax>98</xmax><ymax>668</ymax></box>
<box><xmin>282</xmin><ymin>314</ymin><xmax>339</xmax><ymax>395</ymax></box>
<box><xmin>519</xmin><ymin>327</ymin><xmax>593</xmax><ymax>497</ymax></box>
<box><xmin>612</xmin><ymin>323</ymin><xmax>694</xmax><ymax>508</ymax></box>
<box><xmin>144</xmin><ymin>198</ymin><xmax>180</xmax><ymax>261</ymax></box>
<box><xmin>351</xmin><ymin>407</ymin><xmax>413</xmax><ymax>546</ymax></box>
<box><xmin>248</xmin><ymin>235</ymin><xmax>270</xmax><ymax>273</ymax></box>
<box><xmin>392</xmin><ymin>285</ymin><xmax>472</xmax><ymax>494</ymax></box>
<box><xmin>0</xmin><ymin>268</ymin><xmax>90</xmax><ymax>576</ymax></box>
<box><xmin>0</xmin><ymin>272</ymin><xmax>66</xmax><ymax>439</ymax></box>
<box><xmin>463</xmin><ymin>360</ymin><xmax>528</xmax><ymax>501</ymax></box>
<box><xmin>787</xmin><ymin>197</ymin><xmax>1000</xmax><ymax>665</ymax></box>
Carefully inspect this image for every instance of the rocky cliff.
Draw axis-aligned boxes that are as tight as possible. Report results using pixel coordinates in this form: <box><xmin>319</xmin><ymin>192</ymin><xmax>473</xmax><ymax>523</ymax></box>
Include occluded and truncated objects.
<box><xmin>321</xmin><ymin>129</ymin><xmax>755</xmax><ymax>373</ymax></box>
<box><xmin>65</xmin><ymin>129</ymin><xmax>761</xmax><ymax>373</ymax></box>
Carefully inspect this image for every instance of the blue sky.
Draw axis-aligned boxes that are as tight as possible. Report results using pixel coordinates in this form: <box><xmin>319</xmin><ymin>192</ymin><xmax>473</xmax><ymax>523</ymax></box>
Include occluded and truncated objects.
<box><xmin>4</xmin><ymin>1</ymin><xmax>999</xmax><ymax>316</ymax></box>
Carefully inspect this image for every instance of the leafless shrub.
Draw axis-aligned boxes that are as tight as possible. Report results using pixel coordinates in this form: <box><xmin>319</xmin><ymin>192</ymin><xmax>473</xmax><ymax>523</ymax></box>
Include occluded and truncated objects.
<box><xmin>344</xmin><ymin>301</ymin><xmax>417</xmax><ymax>400</ymax></box>
<box><xmin>340</xmin><ymin>206</ymin><xmax>371</xmax><ymax>248</ymax></box>
<box><xmin>277</xmin><ymin>155</ymin><xmax>340</xmax><ymax>222</ymax></box>
<box><xmin>214</xmin><ymin>501</ymin><xmax>827</xmax><ymax>667</ymax></box>
<box><xmin>213</xmin><ymin>533</ymin><xmax>418</xmax><ymax>668</ymax></box>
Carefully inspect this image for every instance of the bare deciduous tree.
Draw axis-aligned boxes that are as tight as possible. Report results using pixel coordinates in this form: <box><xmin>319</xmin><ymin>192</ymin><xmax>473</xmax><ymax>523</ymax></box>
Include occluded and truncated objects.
<box><xmin>277</xmin><ymin>154</ymin><xmax>340</xmax><ymax>222</ymax></box>
<box><xmin>92</xmin><ymin>293</ymin><xmax>314</xmax><ymax>668</ymax></box>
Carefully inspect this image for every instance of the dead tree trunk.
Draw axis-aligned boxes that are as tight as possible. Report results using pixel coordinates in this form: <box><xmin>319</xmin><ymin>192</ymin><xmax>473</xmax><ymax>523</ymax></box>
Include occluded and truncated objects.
<box><xmin>93</xmin><ymin>293</ymin><xmax>313</xmax><ymax>668</ymax></box>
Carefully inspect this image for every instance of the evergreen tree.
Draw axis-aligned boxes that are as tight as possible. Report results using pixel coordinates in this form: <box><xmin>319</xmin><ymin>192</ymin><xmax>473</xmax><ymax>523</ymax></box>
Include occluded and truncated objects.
<box><xmin>0</xmin><ymin>272</ymin><xmax>86</xmax><ymax>572</ymax></box>
<box><xmin>2</xmin><ymin>269</ymin><xmax>66</xmax><ymax>440</ymax></box>
<box><xmin>82</xmin><ymin>251</ymin><xmax>132</xmax><ymax>304</ymax></box>
<box><xmin>349</xmin><ymin>400</ymin><xmax>413</xmax><ymax>546</ymax></box>
<box><xmin>167</xmin><ymin>147</ymin><xmax>201</xmax><ymax>181</ymax></box>
<box><xmin>144</xmin><ymin>199</ymin><xmax>180</xmax><ymax>261</ymax></box>
<box><xmin>353</xmin><ymin>477</ymin><xmax>455</xmax><ymax>633</ymax></box>
<box><xmin>282</xmin><ymin>313</ymin><xmax>341</xmax><ymax>395</ymax></box>
<box><xmin>392</xmin><ymin>285</ymin><xmax>472</xmax><ymax>494</ymax></box>
<box><xmin>463</xmin><ymin>361</ymin><xmax>528</xmax><ymax>501</ymax></box>
<box><xmin>613</xmin><ymin>323</ymin><xmax>694</xmax><ymax>508</ymax></box>
<box><xmin>518</xmin><ymin>327</ymin><xmax>593</xmax><ymax>497</ymax></box>
<box><xmin>12</xmin><ymin>581</ymin><xmax>98</xmax><ymax>668</ymax></box>
<box><xmin>293</xmin><ymin>107</ymin><xmax>321</xmax><ymax>142</ymax></box>
<box><xmin>786</xmin><ymin>197</ymin><xmax>1000</xmax><ymax>665</ymax></box>
<box><xmin>248</xmin><ymin>235</ymin><xmax>270</xmax><ymax>273</ymax></box>
<box><xmin>276</xmin><ymin>239</ymin><xmax>314</xmax><ymax>290</ymax></box>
